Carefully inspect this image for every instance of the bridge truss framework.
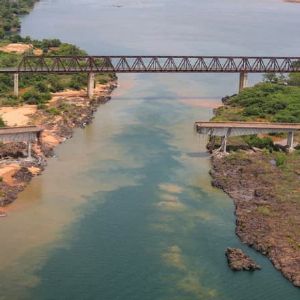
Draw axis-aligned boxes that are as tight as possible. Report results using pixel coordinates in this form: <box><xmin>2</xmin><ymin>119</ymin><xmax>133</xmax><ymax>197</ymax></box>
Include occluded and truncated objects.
<box><xmin>1</xmin><ymin>55</ymin><xmax>299</xmax><ymax>98</ymax></box>
<box><xmin>6</xmin><ymin>55</ymin><xmax>300</xmax><ymax>74</ymax></box>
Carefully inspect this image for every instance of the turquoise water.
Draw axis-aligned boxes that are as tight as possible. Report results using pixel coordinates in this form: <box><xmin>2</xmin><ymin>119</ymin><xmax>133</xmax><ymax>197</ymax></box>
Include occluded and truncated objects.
<box><xmin>1</xmin><ymin>0</ymin><xmax>300</xmax><ymax>299</ymax></box>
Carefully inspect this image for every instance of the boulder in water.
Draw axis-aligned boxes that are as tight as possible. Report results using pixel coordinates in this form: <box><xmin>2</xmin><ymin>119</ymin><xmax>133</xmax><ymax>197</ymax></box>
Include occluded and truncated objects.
<box><xmin>225</xmin><ymin>247</ymin><xmax>261</xmax><ymax>271</ymax></box>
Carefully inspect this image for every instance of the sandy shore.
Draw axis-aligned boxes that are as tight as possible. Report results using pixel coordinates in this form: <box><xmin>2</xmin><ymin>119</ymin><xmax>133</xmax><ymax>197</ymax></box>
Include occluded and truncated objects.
<box><xmin>0</xmin><ymin>105</ymin><xmax>37</xmax><ymax>127</ymax></box>
<box><xmin>0</xmin><ymin>81</ymin><xmax>117</xmax><ymax>210</ymax></box>
<box><xmin>179</xmin><ymin>98</ymin><xmax>222</xmax><ymax>109</ymax></box>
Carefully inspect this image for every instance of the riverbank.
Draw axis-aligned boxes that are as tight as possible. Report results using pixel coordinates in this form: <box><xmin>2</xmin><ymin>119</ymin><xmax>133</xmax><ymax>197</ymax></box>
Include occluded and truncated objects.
<box><xmin>211</xmin><ymin>151</ymin><xmax>300</xmax><ymax>287</ymax></box>
<box><xmin>0</xmin><ymin>80</ymin><xmax>117</xmax><ymax>210</ymax></box>
<box><xmin>208</xmin><ymin>79</ymin><xmax>300</xmax><ymax>287</ymax></box>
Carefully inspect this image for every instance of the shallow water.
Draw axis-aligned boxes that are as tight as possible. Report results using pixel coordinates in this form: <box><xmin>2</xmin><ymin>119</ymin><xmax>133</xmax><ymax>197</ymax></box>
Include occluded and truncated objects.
<box><xmin>0</xmin><ymin>0</ymin><xmax>300</xmax><ymax>299</ymax></box>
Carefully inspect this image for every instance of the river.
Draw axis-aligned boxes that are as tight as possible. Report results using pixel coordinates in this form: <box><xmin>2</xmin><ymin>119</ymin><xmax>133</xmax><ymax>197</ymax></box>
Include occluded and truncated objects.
<box><xmin>0</xmin><ymin>0</ymin><xmax>300</xmax><ymax>299</ymax></box>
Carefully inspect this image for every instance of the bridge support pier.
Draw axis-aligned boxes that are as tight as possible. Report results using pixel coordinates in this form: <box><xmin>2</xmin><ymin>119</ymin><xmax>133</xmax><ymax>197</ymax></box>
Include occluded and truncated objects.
<box><xmin>287</xmin><ymin>131</ymin><xmax>294</xmax><ymax>152</ymax></box>
<box><xmin>239</xmin><ymin>72</ymin><xmax>248</xmax><ymax>93</ymax></box>
<box><xmin>220</xmin><ymin>128</ymin><xmax>231</xmax><ymax>153</ymax></box>
<box><xmin>87</xmin><ymin>72</ymin><xmax>95</xmax><ymax>99</ymax></box>
<box><xmin>27</xmin><ymin>141</ymin><xmax>32</xmax><ymax>160</ymax></box>
<box><xmin>14</xmin><ymin>73</ymin><xmax>19</xmax><ymax>97</ymax></box>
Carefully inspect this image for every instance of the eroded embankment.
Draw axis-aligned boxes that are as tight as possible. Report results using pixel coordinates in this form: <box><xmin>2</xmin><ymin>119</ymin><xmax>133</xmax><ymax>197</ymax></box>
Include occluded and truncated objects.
<box><xmin>210</xmin><ymin>151</ymin><xmax>300</xmax><ymax>287</ymax></box>
<box><xmin>0</xmin><ymin>81</ymin><xmax>117</xmax><ymax>208</ymax></box>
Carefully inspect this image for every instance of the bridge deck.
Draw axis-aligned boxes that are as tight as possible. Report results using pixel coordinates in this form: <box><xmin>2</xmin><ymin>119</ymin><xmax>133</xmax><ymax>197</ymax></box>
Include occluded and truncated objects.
<box><xmin>195</xmin><ymin>121</ymin><xmax>300</xmax><ymax>137</ymax></box>
<box><xmin>0</xmin><ymin>126</ymin><xmax>43</xmax><ymax>143</ymax></box>
<box><xmin>0</xmin><ymin>126</ymin><xmax>42</xmax><ymax>135</ymax></box>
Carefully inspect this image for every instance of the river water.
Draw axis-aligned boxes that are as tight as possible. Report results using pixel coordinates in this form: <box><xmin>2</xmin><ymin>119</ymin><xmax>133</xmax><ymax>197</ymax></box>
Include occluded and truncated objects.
<box><xmin>0</xmin><ymin>0</ymin><xmax>300</xmax><ymax>299</ymax></box>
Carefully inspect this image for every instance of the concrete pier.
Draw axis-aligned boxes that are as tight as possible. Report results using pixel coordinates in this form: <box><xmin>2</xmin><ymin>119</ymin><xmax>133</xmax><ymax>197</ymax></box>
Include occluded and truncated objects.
<box><xmin>87</xmin><ymin>72</ymin><xmax>95</xmax><ymax>99</ymax></box>
<box><xmin>27</xmin><ymin>141</ymin><xmax>32</xmax><ymax>160</ymax></box>
<box><xmin>14</xmin><ymin>73</ymin><xmax>19</xmax><ymax>97</ymax></box>
<box><xmin>220</xmin><ymin>128</ymin><xmax>231</xmax><ymax>153</ymax></box>
<box><xmin>239</xmin><ymin>72</ymin><xmax>248</xmax><ymax>93</ymax></box>
<box><xmin>287</xmin><ymin>131</ymin><xmax>294</xmax><ymax>152</ymax></box>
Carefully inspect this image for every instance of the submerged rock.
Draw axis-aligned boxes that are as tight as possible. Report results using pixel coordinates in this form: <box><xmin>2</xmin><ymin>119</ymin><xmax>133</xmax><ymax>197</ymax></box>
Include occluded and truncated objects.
<box><xmin>225</xmin><ymin>248</ymin><xmax>261</xmax><ymax>271</ymax></box>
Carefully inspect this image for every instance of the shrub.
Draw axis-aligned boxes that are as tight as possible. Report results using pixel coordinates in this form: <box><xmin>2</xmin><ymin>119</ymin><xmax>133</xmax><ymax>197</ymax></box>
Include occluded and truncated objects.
<box><xmin>1</xmin><ymin>95</ymin><xmax>21</xmax><ymax>106</ymax></box>
<box><xmin>22</xmin><ymin>89</ymin><xmax>41</xmax><ymax>104</ymax></box>
<box><xmin>69</xmin><ymin>74</ymin><xmax>87</xmax><ymax>90</ymax></box>
<box><xmin>46</xmin><ymin>107</ymin><xmax>60</xmax><ymax>116</ymax></box>
<box><xmin>243</xmin><ymin>135</ymin><xmax>274</xmax><ymax>150</ymax></box>
<box><xmin>98</xmin><ymin>79</ymin><xmax>108</xmax><ymax>84</ymax></box>
<box><xmin>37</xmin><ymin>103</ymin><xmax>47</xmax><ymax>110</ymax></box>
<box><xmin>34</xmin><ymin>81</ymin><xmax>49</xmax><ymax>93</ymax></box>
<box><xmin>48</xmin><ymin>76</ymin><xmax>64</xmax><ymax>92</ymax></box>
<box><xmin>22</xmin><ymin>89</ymin><xmax>51</xmax><ymax>104</ymax></box>
<box><xmin>275</xmin><ymin>152</ymin><xmax>287</xmax><ymax>167</ymax></box>
<box><xmin>0</xmin><ymin>117</ymin><xmax>5</xmax><ymax>128</ymax></box>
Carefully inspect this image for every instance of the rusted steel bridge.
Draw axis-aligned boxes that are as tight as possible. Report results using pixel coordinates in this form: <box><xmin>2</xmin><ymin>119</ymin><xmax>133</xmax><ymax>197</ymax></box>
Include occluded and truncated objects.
<box><xmin>1</xmin><ymin>55</ymin><xmax>299</xmax><ymax>98</ymax></box>
<box><xmin>195</xmin><ymin>121</ymin><xmax>300</xmax><ymax>153</ymax></box>
<box><xmin>2</xmin><ymin>55</ymin><xmax>299</xmax><ymax>73</ymax></box>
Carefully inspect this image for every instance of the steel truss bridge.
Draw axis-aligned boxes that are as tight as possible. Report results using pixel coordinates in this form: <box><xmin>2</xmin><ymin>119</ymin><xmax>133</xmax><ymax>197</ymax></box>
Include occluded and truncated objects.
<box><xmin>1</xmin><ymin>55</ymin><xmax>300</xmax><ymax>74</ymax></box>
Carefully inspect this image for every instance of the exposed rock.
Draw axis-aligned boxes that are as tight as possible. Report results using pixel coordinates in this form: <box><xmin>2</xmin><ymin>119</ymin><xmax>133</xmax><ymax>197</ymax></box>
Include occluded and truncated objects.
<box><xmin>211</xmin><ymin>152</ymin><xmax>300</xmax><ymax>287</ymax></box>
<box><xmin>221</xmin><ymin>94</ymin><xmax>237</xmax><ymax>104</ymax></box>
<box><xmin>0</xmin><ymin>142</ymin><xmax>27</xmax><ymax>159</ymax></box>
<box><xmin>226</xmin><ymin>247</ymin><xmax>261</xmax><ymax>271</ymax></box>
<box><xmin>13</xmin><ymin>167</ymin><xmax>33</xmax><ymax>183</ymax></box>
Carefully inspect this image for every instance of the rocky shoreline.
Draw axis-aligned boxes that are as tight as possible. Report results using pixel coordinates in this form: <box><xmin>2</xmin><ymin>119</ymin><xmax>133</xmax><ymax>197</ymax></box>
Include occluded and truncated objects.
<box><xmin>210</xmin><ymin>151</ymin><xmax>300</xmax><ymax>287</ymax></box>
<box><xmin>225</xmin><ymin>247</ymin><xmax>261</xmax><ymax>271</ymax></box>
<box><xmin>0</xmin><ymin>81</ymin><xmax>117</xmax><ymax>209</ymax></box>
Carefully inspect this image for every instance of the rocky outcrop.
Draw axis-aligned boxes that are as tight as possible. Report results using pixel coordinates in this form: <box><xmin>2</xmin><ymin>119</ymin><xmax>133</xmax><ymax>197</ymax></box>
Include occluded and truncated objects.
<box><xmin>225</xmin><ymin>248</ymin><xmax>261</xmax><ymax>271</ymax></box>
<box><xmin>211</xmin><ymin>152</ymin><xmax>300</xmax><ymax>287</ymax></box>
<box><xmin>0</xmin><ymin>142</ymin><xmax>27</xmax><ymax>159</ymax></box>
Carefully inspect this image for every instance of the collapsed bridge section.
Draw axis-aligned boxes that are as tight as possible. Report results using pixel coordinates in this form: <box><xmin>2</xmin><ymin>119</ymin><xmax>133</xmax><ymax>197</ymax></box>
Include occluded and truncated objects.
<box><xmin>0</xmin><ymin>126</ymin><xmax>43</xmax><ymax>159</ymax></box>
<box><xmin>195</xmin><ymin>121</ymin><xmax>300</xmax><ymax>152</ymax></box>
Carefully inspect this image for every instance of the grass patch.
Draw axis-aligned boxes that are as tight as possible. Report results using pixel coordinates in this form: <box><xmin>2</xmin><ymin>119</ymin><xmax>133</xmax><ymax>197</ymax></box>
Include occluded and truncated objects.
<box><xmin>256</xmin><ymin>205</ymin><xmax>272</xmax><ymax>216</ymax></box>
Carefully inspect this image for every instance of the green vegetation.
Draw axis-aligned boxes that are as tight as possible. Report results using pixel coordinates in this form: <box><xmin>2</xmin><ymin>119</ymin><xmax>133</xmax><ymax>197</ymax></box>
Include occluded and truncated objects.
<box><xmin>213</xmin><ymin>72</ymin><xmax>300</xmax><ymax>154</ymax></box>
<box><xmin>215</xmin><ymin>82</ymin><xmax>300</xmax><ymax>123</ymax></box>
<box><xmin>0</xmin><ymin>1</ymin><xmax>116</xmax><ymax>109</ymax></box>
<box><xmin>274</xmin><ymin>152</ymin><xmax>287</xmax><ymax>167</ymax></box>
<box><xmin>243</xmin><ymin>135</ymin><xmax>274</xmax><ymax>150</ymax></box>
<box><xmin>0</xmin><ymin>41</ymin><xmax>116</xmax><ymax>107</ymax></box>
<box><xmin>0</xmin><ymin>0</ymin><xmax>38</xmax><ymax>37</ymax></box>
<box><xmin>0</xmin><ymin>117</ymin><xmax>5</xmax><ymax>127</ymax></box>
<box><xmin>256</xmin><ymin>205</ymin><xmax>272</xmax><ymax>217</ymax></box>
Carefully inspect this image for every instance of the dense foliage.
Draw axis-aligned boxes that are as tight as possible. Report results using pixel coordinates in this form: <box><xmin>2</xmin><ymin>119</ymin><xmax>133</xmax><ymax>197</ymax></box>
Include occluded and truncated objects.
<box><xmin>215</xmin><ymin>74</ymin><xmax>300</xmax><ymax>123</ymax></box>
<box><xmin>0</xmin><ymin>45</ymin><xmax>115</xmax><ymax>106</ymax></box>
<box><xmin>0</xmin><ymin>0</ymin><xmax>38</xmax><ymax>38</ymax></box>
<box><xmin>0</xmin><ymin>42</ymin><xmax>91</xmax><ymax>105</ymax></box>
<box><xmin>212</xmin><ymin>73</ymin><xmax>300</xmax><ymax>151</ymax></box>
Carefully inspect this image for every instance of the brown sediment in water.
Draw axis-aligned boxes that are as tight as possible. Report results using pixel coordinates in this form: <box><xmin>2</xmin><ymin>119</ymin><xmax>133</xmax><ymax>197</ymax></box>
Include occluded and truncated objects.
<box><xmin>179</xmin><ymin>98</ymin><xmax>223</xmax><ymax>109</ymax></box>
<box><xmin>159</xmin><ymin>183</ymin><xmax>184</xmax><ymax>194</ymax></box>
<box><xmin>0</xmin><ymin>81</ymin><xmax>117</xmax><ymax>209</ymax></box>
